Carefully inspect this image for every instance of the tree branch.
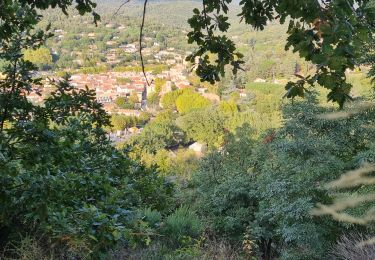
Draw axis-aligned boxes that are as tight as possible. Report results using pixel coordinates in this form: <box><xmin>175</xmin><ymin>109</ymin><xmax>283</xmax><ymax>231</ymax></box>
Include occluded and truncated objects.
<box><xmin>112</xmin><ymin>0</ymin><xmax>131</xmax><ymax>19</ymax></box>
<box><xmin>140</xmin><ymin>0</ymin><xmax>150</xmax><ymax>86</ymax></box>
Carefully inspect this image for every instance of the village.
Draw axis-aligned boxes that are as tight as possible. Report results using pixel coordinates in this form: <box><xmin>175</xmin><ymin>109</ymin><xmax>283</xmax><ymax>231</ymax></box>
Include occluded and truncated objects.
<box><xmin>26</xmin><ymin>61</ymin><xmax>206</xmax><ymax>143</ymax></box>
<box><xmin>27</xmin><ymin>63</ymin><xmax>191</xmax><ymax>110</ymax></box>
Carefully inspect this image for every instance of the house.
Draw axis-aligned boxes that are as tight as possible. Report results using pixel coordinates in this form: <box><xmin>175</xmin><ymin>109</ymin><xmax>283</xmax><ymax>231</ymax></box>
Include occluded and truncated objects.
<box><xmin>96</xmin><ymin>96</ymin><xmax>113</xmax><ymax>103</ymax></box>
<box><xmin>120</xmin><ymin>43</ymin><xmax>137</xmax><ymax>53</ymax></box>
<box><xmin>189</xmin><ymin>142</ymin><xmax>206</xmax><ymax>154</ymax></box>
<box><xmin>254</xmin><ymin>78</ymin><xmax>267</xmax><ymax>83</ymax></box>
<box><xmin>166</xmin><ymin>59</ymin><xmax>177</xmax><ymax>65</ymax></box>
<box><xmin>105</xmin><ymin>23</ymin><xmax>115</xmax><ymax>28</ymax></box>
<box><xmin>106</xmin><ymin>41</ymin><xmax>117</xmax><ymax>46</ymax></box>
<box><xmin>160</xmin><ymin>81</ymin><xmax>173</xmax><ymax>94</ymax></box>
<box><xmin>202</xmin><ymin>93</ymin><xmax>220</xmax><ymax>102</ymax></box>
<box><xmin>239</xmin><ymin>89</ymin><xmax>248</xmax><ymax>98</ymax></box>
<box><xmin>27</xmin><ymin>92</ymin><xmax>43</xmax><ymax>104</ymax></box>
<box><xmin>175</xmin><ymin>81</ymin><xmax>190</xmax><ymax>89</ymax></box>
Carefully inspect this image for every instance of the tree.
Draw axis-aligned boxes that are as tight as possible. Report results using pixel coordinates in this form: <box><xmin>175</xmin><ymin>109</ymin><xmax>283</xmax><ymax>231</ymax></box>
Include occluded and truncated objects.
<box><xmin>115</xmin><ymin>96</ymin><xmax>127</xmax><ymax>108</ymax></box>
<box><xmin>154</xmin><ymin>78</ymin><xmax>166</xmax><ymax>94</ymax></box>
<box><xmin>219</xmin><ymin>100</ymin><xmax>238</xmax><ymax>116</ymax></box>
<box><xmin>176</xmin><ymin>107</ymin><xmax>226</xmax><ymax>147</ymax></box>
<box><xmin>129</xmin><ymin>113</ymin><xmax>182</xmax><ymax>154</ymax></box>
<box><xmin>160</xmin><ymin>89</ymin><xmax>183</xmax><ymax>109</ymax></box>
<box><xmin>192</xmin><ymin>126</ymin><xmax>258</xmax><ymax>241</ymax></box>
<box><xmin>138</xmin><ymin>111</ymin><xmax>151</xmax><ymax>125</ymax></box>
<box><xmin>175</xmin><ymin>89</ymin><xmax>211</xmax><ymax>114</ymax></box>
<box><xmin>193</xmin><ymin>97</ymin><xmax>375</xmax><ymax>259</ymax></box>
<box><xmin>129</xmin><ymin>91</ymin><xmax>140</xmax><ymax>104</ymax></box>
<box><xmin>111</xmin><ymin>114</ymin><xmax>137</xmax><ymax>131</ymax></box>
<box><xmin>115</xmin><ymin>96</ymin><xmax>134</xmax><ymax>109</ymax></box>
<box><xmin>186</xmin><ymin>0</ymin><xmax>375</xmax><ymax>108</ymax></box>
<box><xmin>23</xmin><ymin>47</ymin><xmax>53</xmax><ymax>70</ymax></box>
<box><xmin>147</xmin><ymin>92</ymin><xmax>160</xmax><ymax>110</ymax></box>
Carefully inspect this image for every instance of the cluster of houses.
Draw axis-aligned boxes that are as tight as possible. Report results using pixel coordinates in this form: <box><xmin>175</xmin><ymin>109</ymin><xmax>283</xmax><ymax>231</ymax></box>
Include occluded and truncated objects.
<box><xmin>27</xmin><ymin>64</ymin><xmax>191</xmax><ymax>114</ymax></box>
<box><xmin>70</xmin><ymin>72</ymin><xmax>148</xmax><ymax>106</ymax></box>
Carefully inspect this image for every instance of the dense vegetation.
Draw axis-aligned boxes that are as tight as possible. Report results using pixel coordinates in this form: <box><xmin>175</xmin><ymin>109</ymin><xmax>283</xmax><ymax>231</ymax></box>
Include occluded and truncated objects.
<box><xmin>1</xmin><ymin>0</ymin><xmax>374</xmax><ymax>259</ymax></box>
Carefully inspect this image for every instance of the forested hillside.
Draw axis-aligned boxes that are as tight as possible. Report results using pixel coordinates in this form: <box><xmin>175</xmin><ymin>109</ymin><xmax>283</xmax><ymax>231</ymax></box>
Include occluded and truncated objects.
<box><xmin>1</xmin><ymin>0</ymin><xmax>374</xmax><ymax>259</ymax></box>
<box><xmin>32</xmin><ymin>0</ymin><xmax>306</xmax><ymax>84</ymax></box>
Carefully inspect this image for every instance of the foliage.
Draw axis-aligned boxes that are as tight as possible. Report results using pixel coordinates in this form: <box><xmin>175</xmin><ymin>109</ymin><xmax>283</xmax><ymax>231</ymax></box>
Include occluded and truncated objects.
<box><xmin>192</xmin><ymin>126</ymin><xmax>257</xmax><ymax>240</ymax></box>
<box><xmin>187</xmin><ymin>0</ymin><xmax>375</xmax><ymax>107</ymax></box>
<box><xmin>147</xmin><ymin>92</ymin><xmax>160</xmax><ymax>110</ymax></box>
<box><xmin>3</xmin><ymin>0</ymin><xmax>375</xmax><ymax>259</ymax></box>
<box><xmin>138</xmin><ymin>148</ymin><xmax>200</xmax><ymax>180</ymax></box>
<box><xmin>162</xmin><ymin>207</ymin><xmax>202</xmax><ymax>247</ymax></box>
<box><xmin>219</xmin><ymin>100</ymin><xmax>238</xmax><ymax>116</ymax></box>
<box><xmin>192</xmin><ymin>96</ymin><xmax>375</xmax><ymax>259</ymax></box>
<box><xmin>246</xmin><ymin>83</ymin><xmax>283</xmax><ymax>114</ymax></box>
<box><xmin>128</xmin><ymin>111</ymin><xmax>184</xmax><ymax>154</ymax></box>
<box><xmin>109</xmin><ymin>113</ymin><xmax>150</xmax><ymax>132</ymax></box>
<box><xmin>115</xmin><ymin>97</ymin><xmax>127</xmax><ymax>108</ymax></box>
<box><xmin>1</xmin><ymin>235</ymin><xmax>57</xmax><ymax>260</ymax></box>
<box><xmin>78</xmin><ymin>65</ymin><xmax>108</xmax><ymax>74</ymax></box>
<box><xmin>116</xmin><ymin>77</ymin><xmax>132</xmax><ymax>84</ymax></box>
<box><xmin>154</xmin><ymin>78</ymin><xmax>167</xmax><ymax>94</ymax></box>
<box><xmin>23</xmin><ymin>47</ymin><xmax>53</xmax><ymax>70</ymax></box>
<box><xmin>141</xmin><ymin>208</ymin><xmax>162</xmax><ymax>229</ymax></box>
<box><xmin>139</xmin><ymin>112</ymin><xmax>151</xmax><ymax>124</ymax></box>
<box><xmin>110</xmin><ymin>114</ymin><xmax>138</xmax><ymax>131</ymax></box>
<box><xmin>115</xmin><ymin>96</ymin><xmax>134</xmax><ymax>109</ymax></box>
<box><xmin>176</xmin><ymin>107</ymin><xmax>226</xmax><ymax>147</ymax></box>
<box><xmin>0</xmin><ymin>78</ymin><xmax>172</xmax><ymax>257</ymax></box>
<box><xmin>113</xmin><ymin>64</ymin><xmax>169</xmax><ymax>74</ymax></box>
<box><xmin>160</xmin><ymin>89</ymin><xmax>184</xmax><ymax>109</ymax></box>
<box><xmin>129</xmin><ymin>91</ymin><xmax>140</xmax><ymax>104</ymax></box>
<box><xmin>310</xmin><ymin>105</ymin><xmax>375</xmax><ymax>246</ymax></box>
<box><xmin>175</xmin><ymin>89</ymin><xmax>211</xmax><ymax>114</ymax></box>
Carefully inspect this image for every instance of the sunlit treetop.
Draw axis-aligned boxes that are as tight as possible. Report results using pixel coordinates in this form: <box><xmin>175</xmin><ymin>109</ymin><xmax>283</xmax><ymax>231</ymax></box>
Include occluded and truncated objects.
<box><xmin>186</xmin><ymin>0</ymin><xmax>375</xmax><ymax>108</ymax></box>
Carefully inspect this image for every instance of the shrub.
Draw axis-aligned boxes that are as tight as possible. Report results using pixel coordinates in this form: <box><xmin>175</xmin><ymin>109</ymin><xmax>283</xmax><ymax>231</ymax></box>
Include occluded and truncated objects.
<box><xmin>162</xmin><ymin>207</ymin><xmax>202</xmax><ymax>247</ymax></box>
<box><xmin>142</xmin><ymin>208</ymin><xmax>162</xmax><ymax>228</ymax></box>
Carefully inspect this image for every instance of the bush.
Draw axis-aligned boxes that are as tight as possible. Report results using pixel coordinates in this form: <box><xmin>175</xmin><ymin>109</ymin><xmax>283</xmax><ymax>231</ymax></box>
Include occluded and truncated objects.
<box><xmin>162</xmin><ymin>207</ymin><xmax>202</xmax><ymax>247</ymax></box>
<box><xmin>142</xmin><ymin>208</ymin><xmax>162</xmax><ymax>228</ymax></box>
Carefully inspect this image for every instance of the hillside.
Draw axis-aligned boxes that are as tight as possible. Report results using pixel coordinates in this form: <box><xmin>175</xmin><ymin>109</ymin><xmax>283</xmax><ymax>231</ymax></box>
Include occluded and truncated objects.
<box><xmin>36</xmin><ymin>0</ymin><xmax>304</xmax><ymax>83</ymax></box>
<box><xmin>1</xmin><ymin>1</ymin><xmax>374</xmax><ymax>260</ymax></box>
